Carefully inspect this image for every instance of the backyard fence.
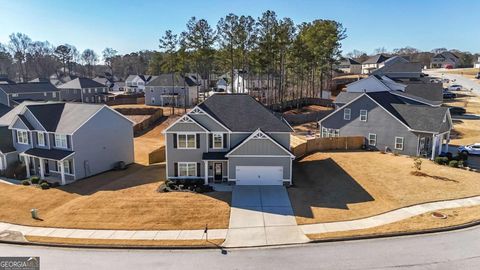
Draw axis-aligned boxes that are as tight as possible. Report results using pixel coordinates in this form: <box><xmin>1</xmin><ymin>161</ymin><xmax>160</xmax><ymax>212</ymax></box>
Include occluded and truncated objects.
<box><xmin>114</xmin><ymin>107</ymin><xmax>164</xmax><ymax>134</ymax></box>
<box><xmin>106</xmin><ymin>96</ymin><xmax>145</xmax><ymax>106</ymax></box>
<box><xmin>292</xmin><ymin>136</ymin><xmax>365</xmax><ymax>158</ymax></box>
<box><xmin>283</xmin><ymin>110</ymin><xmax>333</xmax><ymax>126</ymax></box>
<box><xmin>148</xmin><ymin>146</ymin><xmax>166</xmax><ymax>164</ymax></box>
<box><xmin>269</xmin><ymin>97</ymin><xmax>334</xmax><ymax>112</ymax></box>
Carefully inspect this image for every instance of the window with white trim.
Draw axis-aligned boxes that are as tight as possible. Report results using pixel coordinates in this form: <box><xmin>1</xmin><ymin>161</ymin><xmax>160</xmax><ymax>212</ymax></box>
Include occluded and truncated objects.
<box><xmin>54</xmin><ymin>134</ymin><xmax>68</xmax><ymax>149</ymax></box>
<box><xmin>178</xmin><ymin>134</ymin><xmax>196</xmax><ymax>149</ymax></box>
<box><xmin>37</xmin><ymin>132</ymin><xmax>45</xmax><ymax>146</ymax></box>
<box><xmin>178</xmin><ymin>162</ymin><xmax>197</xmax><ymax>177</ymax></box>
<box><xmin>343</xmin><ymin>108</ymin><xmax>351</xmax><ymax>120</ymax></box>
<box><xmin>395</xmin><ymin>137</ymin><xmax>404</xmax><ymax>150</ymax></box>
<box><xmin>321</xmin><ymin>127</ymin><xmax>340</xmax><ymax>138</ymax></box>
<box><xmin>368</xmin><ymin>133</ymin><xmax>377</xmax><ymax>146</ymax></box>
<box><xmin>52</xmin><ymin>92</ymin><xmax>57</xmax><ymax>98</ymax></box>
<box><xmin>57</xmin><ymin>160</ymin><xmax>72</xmax><ymax>174</ymax></box>
<box><xmin>213</xmin><ymin>133</ymin><xmax>223</xmax><ymax>149</ymax></box>
<box><xmin>17</xmin><ymin>130</ymin><xmax>29</xmax><ymax>144</ymax></box>
<box><xmin>360</xmin><ymin>110</ymin><xmax>368</xmax><ymax>121</ymax></box>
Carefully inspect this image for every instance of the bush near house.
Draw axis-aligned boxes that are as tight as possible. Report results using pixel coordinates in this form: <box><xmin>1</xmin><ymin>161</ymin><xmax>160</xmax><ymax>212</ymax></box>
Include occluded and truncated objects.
<box><xmin>40</xmin><ymin>182</ymin><xmax>50</xmax><ymax>190</ymax></box>
<box><xmin>449</xmin><ymin>160</ymin><xmax>459</xmax><ymax>168</ymax></box>
<box><xmin>434</xmin><ymin>157</ymin><xmax>449</xmax><ymax>165</ymax></box>
<box><xmin>21</xmin><ymin>180</ymin><xmax>30</xmax><ymax>186</ymax></box>
<box><xmin>30</xmin><ymin>176</ymin><xmax>40</xmax><ymax>184</ymax></box>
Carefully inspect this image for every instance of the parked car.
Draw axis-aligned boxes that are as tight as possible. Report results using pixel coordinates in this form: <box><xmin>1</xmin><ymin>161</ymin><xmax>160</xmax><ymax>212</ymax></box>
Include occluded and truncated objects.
<box><xmin>449</xmin><ymin>106</ymin><xmax>466</xmax><ymax>115</ymax></box>
<box><xmin>443</xmin><ymin>91</ymin><xmax>457</xmax><ymax>99</ymax></box>
<box><xmin>448</xmin><ymin>84</ymin><xmax>462</xmax><ymax>91</ymax></box>
<box><xmin>445</xmin><ymin>65</ymin><xmax>453</xmax><ymax>69</ymax></box>
<box><xmin>458</xmin><ymin>143</ymin><xmax>480</xmax><ymax>155</ymax></box>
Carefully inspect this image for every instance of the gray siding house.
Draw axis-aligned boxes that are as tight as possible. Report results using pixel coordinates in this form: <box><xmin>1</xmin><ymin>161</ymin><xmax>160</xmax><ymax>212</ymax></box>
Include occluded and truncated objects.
<box><xmin>0</xmin><ymin>82</ymin><xmax>60</xmax><ymax>107</ymax></box>
<box><xmin>321</xmin><ymin>92</ymin><xmax>452</xmax><ymax>159</ymax></box>
<box><xmin>0</xmin><ymin>102</ymin><xmax>134</xmax><ymax>184</ymax></box>
<box><xmin>164</xmin><ymin>94</ymin><xmax>295</xmax><ymax>186</ymax></box>
<box><xmin>57</xmin><ymin>78</ymin><xmax>112</xmax><ymax>103</ymax></box>
<box><xmin>145</xmin><ymin>74</ymin><xmax>199</xmax><ymax>107</ymax></box>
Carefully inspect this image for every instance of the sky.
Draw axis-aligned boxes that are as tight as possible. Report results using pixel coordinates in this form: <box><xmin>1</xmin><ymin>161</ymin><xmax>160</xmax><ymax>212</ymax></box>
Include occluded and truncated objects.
<box><xmin>1</xmin><ymin>0</ymin><xmax>479</xmax><ymax>57</ymax></box>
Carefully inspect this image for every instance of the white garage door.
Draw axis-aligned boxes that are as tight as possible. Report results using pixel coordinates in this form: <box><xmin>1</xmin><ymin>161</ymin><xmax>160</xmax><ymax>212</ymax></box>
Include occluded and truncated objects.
<box><xmin>236</xmin><ymin>166</ymin><xmax>283</xmax><ymax>185</ymax></box>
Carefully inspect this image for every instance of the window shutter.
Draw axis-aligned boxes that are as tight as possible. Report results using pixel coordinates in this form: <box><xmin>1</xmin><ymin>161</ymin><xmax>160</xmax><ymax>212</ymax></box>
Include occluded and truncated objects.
<box><xmin>173</xmin><ymin>134</ymin><xmax>177</xmax><ymax>148</ymax></box>
<box><xmin>209</xmin><ymin>134</ymin><xmax>213</xmax><ymax>148</ymax></box>
<box><xmin>197</xmin><ymin>162</ymin><xmax>201</xmax><ymax>177</ymax></box>
<box><xmin>196</xmin><ymin>134</ymin><xmax>200</xmax><ymax>148</ymax></box>
<box><xmin>174</xmin><ymin>163</ymin><xmax>178</xmax><ymax>177</ymax></box>
<box><xmin>223</xmin><ymin>134</ymin><xmax>227</xmax><ymax>148</ymax></box>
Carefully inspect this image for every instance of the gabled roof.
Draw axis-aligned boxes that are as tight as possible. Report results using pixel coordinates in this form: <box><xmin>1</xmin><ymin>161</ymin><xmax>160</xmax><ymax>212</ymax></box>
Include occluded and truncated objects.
<box><xmin>340</xmin><ymin>58</ymin><xmax>360</xmax><ymax>65</ymax></box>
<box><xmin>197</xmin><ymin>94</ymin><xmax>293</xmax><ymax>132</ymax></box>
<box><xmin>225</xmin><ymin>129</ymin><xmax>295</xmax><ymax>158</ymax></box>
<box><xmin>403</xmin><ymin>83</ymin><xmax>443</xmax><ymax>105</ymax></box>
<box><xmin>362</xmin><ymin>54</ymin><xmax>389</xmax><ymax>64</ymax></box>
<box><xmin>372</xmin><ymin>62</ymin><xmax>422</xmax><ymax>75</ymax></box>
<box><xmin>147</xmin><ymin>74</ymin><xmax>198</xmax><ymax>87</ymax></box>
<box><xmin>57</xmin><ymin>78</ymin><xmax>106</xmax><ymax>89</ymax></box>
<box><xmin>0</xmin><ymin>82</ymin><xmax>59</xmax><ymax>94</ymax></box>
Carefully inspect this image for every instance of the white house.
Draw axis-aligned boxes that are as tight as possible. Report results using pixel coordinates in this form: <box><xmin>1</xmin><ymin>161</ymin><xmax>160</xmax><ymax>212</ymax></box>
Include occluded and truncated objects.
<box><xmin>125</xmin><ymin>75</ymin><xmax>157</xmax><ymax>93</ymax></box>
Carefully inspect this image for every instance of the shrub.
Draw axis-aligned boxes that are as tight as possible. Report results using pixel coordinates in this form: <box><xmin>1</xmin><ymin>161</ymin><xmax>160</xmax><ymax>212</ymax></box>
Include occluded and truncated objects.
<box><xmin>21</xmin><ymin>180</ymin><xmax>30</xmax><ymax>186</ymax></box>
<box><xmin>30</xmin><ymin>176</ymin><xmax>40</xmax><ymax>184</ymax></box>
<box><xmin>445</xmin><ymin>152</ymin><xmax>453</xmax><ymax>161</ymax></box>
<box><xmin>448</xmin><ymin>160</ymin><xmax>459</xmax><ymax>168</ymax></box>
<box><xmin>40</xmin><ymin>182</ymin><xmax>50</xmax><ymax>190</ymax></box>
<box><xmin>412</xmin><ymin>157</ymin><xmax>422</xmax><ymax>171</ymax></box>
<box><xmin>434</xmin><ymin>157</ymin><xmax>448</xmax><ymax>165</ymax></box>
<box><xmin>458</xmin><ymin>160</ymin><xmax>464</xmax><ymax>167</ymax></box>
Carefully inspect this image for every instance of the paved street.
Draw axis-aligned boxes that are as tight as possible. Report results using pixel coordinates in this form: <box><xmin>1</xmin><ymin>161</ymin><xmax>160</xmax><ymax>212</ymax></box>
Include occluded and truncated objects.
<box><xmin>223</xmin><ymin>186</ymin><xmax>309</xmax><ymax>247</ymax></box>
<box><xmin>424</xmin><ymin>69</ymin><xmax>480</xmax><ymax>94</ymax></box>
<box><xmin>1</xmin><ymin>225</ymin><xmax>480</xmax><ymax>269</ymax></box>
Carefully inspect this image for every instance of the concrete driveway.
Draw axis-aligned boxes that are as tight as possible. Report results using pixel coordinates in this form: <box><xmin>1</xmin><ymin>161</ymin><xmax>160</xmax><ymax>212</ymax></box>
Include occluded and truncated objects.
<box><xmin>223</xmin><ymin>186</ymin><xmax>309</xmax><ymax>247</ymax></box>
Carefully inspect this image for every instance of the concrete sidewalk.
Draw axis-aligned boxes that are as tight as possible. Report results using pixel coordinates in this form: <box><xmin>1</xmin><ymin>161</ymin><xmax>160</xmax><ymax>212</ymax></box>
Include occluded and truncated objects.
<box><xmin>1</xmin><ymin>195</ymin><xmax>479</xmax><ymax>246</ymax></box>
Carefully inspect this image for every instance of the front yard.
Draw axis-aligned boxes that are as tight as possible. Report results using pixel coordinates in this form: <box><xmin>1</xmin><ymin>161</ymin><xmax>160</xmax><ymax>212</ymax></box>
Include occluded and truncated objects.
<box><xmin>289</xmin><ymin>151</ymin><xmax>480</xmax><ymax>225</ymax></box>
<box><xmin>0</xmin><ymin>164</ymin><xmax>231</xmax><ymax>230</ymax></box>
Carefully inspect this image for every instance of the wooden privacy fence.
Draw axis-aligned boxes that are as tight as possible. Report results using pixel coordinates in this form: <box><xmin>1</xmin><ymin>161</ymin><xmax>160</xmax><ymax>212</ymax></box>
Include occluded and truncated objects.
<box><xmin>292</xmin><ymin>136</ymin><xmax>365</xmax><ymax>158</ymax></box>
<box><xmin>283</xmin><ymin>110</ymin><xmax>332</xmax><ymax>126</ymax></box>
<box><xmin>106</xmin><ymin>97</ymin><xmax>145</xmax><ymax>106</ymax></box>
<box><xmin>148</xmin><ymin>146</ymin><xmax>166</xmax><ymax>164</ymax></box>
<box><xmin>114</xmin><ymin>107</ymin><xmax>164</xmax><ymax>134</ymax></box>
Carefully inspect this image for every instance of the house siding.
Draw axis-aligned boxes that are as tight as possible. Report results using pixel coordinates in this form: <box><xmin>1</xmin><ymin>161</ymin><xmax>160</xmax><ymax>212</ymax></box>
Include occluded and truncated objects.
<box><xmin>72</xmin><ymin>107</ymin><xmax>134</xmax><ymax>179</ymax></box>
<box><xmin>167</xmin><ymin>121</ymin><xmax>206</xmax><ymax>132</ymax></box>
<box><xmin>166</xmin><ymin>132</ymin><xmax>207</xmax><ymax>178</ymax></box>
<box><xmin>10</xmin><ymin>92</ymin><xmax>60</xmax><ymax>104</ymax></box>
<box><xmin>229</xmin><ymin>138</ymin><xmax>290</xmax><ymax>156</ymax></box>
<box><xmin>321</xmin><ymin>95</ymin><xmax>420</xmax><ymax>156</ymax></box>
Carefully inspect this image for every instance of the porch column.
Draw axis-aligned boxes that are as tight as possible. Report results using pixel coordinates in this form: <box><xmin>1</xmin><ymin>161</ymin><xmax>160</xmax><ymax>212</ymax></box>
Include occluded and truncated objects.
<box><xmin>24</xmin><ymin>156</ymin><xmax>31</xmax><ymax>178</ymax></box>
<box><xmin>438</xmin><ymin>134</ymin><xmax>443</xmax><ymax>155</ymax></box>
<box><xmin>204</xmin><ymin>161</ymin><xmax>208</xmax><ymax>185</ymax></box>
<box><xmin>60</xmin><ymin>160</ymin><xmax>66</xmax><ymax>185</ymax></box>
<box><xmin>444</xmin><ymin>131</ymin><xmax>450</xmax><ymax>152</ymax></box>
<box><xmin>431</xmin><ymin>135</ymin><xmax>437</xmax><ymax>160</ymax></box>
<box><xmin>39</xmin><ymin>158</ymin><xmax>45</xmax><ymax>180</ymax></box>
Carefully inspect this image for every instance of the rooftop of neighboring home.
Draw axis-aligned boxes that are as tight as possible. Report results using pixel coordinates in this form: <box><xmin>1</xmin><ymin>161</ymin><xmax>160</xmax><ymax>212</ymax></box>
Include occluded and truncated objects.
<box><xmin>93</xmin><ymin>76</ymin><xmax>114</xmax><ymax>86</ymax></box>
<box><xmin>339</xmin><ymin>58</ymin><xmax>361</xmax><ymax>66</ymax></box>
<box><xmin>197</xmin><ymin>94</ymin><xmax>293</xmax><ymax>132</ymax></box>
<box><xmin>147</xmin><ymin>73</ymin><xmax>199</xmax><ymax>87</ymax></box>
<box><xmin>125</xmin><ymin>74</ymin><xmax>156</xmax><ymax>82</ymax></box>
<box><xmin>57</xmin><ymin>77</ymin><xmax>107</xmax><ymax>89</ymax></box>
<box><xmin>0</xmin><ymin>82</ymin><xmax>59</xmax><ymax>94</ymax></box>
<box><xmin>362</xmin><ymin>54</ymin><xmax>390</xmax><ymax>64</ymax></box>
<box><xmin>334</xmin><ymin>91</ymin><xmax>450</xmax><ymax>133</ymax></box>
<box><xmin>0</xmin><ymin>101</ymin><xmax>106</xmax><ymax>133</ymax></box>
<box><xmin>372</xmin><ymin>62</ymin><xmax>423</xmax><ymax>75</ymax></box>
<box><xmin>433</xmin><ymin>51</ymin><xmax>459</xmax><ymax>60</ymax></box>
<box><xmin>0</xmin><ymin>104</ymin><xmax>11</xmax><ymax>118</ymax></box>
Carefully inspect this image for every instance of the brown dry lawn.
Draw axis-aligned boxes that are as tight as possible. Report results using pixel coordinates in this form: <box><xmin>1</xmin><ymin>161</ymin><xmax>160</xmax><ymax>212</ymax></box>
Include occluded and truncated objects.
<box><xmin>284</xmin><ymin>105</ymin><xmax>331</xmax><ymax>115</ymax></box>
<box><xmin>443</xmin><ymin>68</ymin><xmax>480</xmax><ymax>77</ymax></box>
<box><xmin>308</xmin><ymin>205</ymin><xmax>480</xmax><ymax>240</ymax></box>
<box><xmin>289</xmin><ymin>151</ymin><xmax>480</xmax><ymax>225</ymax></box>
<box><xmin>446</xmin><ymin>92</ymin><xmax>480</xmax><ymax>145</ymax></box>
<box><xmin>0</xmin><ymin>164</ymin><xmax>231</xmax><ymax>230</ymax></box>
<box><xmin>25</xmin><ymin>236</ymin><xmax>223</xmax><ymax>247</ymax></box>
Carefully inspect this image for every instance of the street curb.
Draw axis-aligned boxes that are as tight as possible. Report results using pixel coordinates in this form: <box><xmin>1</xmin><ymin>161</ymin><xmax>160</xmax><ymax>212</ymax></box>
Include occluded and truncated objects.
<box><xmin>1</xmin><ymin>220</ymin><xmax>480</xmax><ymax>250</ymax></box>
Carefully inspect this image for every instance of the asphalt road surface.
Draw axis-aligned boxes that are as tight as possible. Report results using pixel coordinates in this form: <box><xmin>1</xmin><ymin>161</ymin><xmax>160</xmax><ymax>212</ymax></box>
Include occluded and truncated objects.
<box><xmin>1</xmin><ymin>225</ymin><xmax>480</xmax><ymax>270</ymax></box>
<box><xmin>424</xmin><ymin>69</ymin><xmax>480</xmax><ymax>94</ymax></box>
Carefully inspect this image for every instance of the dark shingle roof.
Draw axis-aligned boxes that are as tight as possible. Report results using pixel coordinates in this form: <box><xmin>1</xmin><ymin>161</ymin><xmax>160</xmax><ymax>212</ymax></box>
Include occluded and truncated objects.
<box><xmin>372</xmin><ymin>62</ymin><xmax>422</xmax><ymax>75</ymax></box>
<box><xmin>24</xmin><ymin>148</ymin><xmax>74</xmax><ymax>160</ymax></box>
<box><xmin>366</xmin><ymin>92</ymin><xmax>449</xmax><ymax>132</ymax></box>
<box><xmin>363</xmin><ymin>54</ymin><xmax>389</xmax><ymax>64</ymax></box>
<box><xmin>197</xmin><ymin>94</ymin><xmax>292</xmax><ymax>132</ymax></box>
<box><xmin>340</xmin><ymin>58</ymin><xmax>360</xmax><ymax>65</ymax></box>
<box><xmin>404</xmin><ymin>83</ymin><xmax>443</xmax><ymax>105</ymax></box>
<box><xmin>57</xmin><ymin>77</ymin><xmax>106</xmax><ymax>89</ymax></box>
<box><xmin>18</xmin><ymin>115</ymin><xmax>35</xmax><ymax>130</ymax></box>
<box><xmin>334</xmin><ymin>92</ymin><xmax>362</xmax><ymax>104</ymax></box>
<box><xmin>0</xmin><ymin>82</ymin><xmax>58</xmax><ymax>94</ymax></box>
<box><xmin>147</xmin><ymin>74</ymin><xmax>198</xmax><ymax>87</ymax></box>
<box><xmin>26</xmin><ymin>103</ymin><xmax>65</xmax><ymax>131</ymax></box>
<box><xmin>0</xmin><ymin>104</ymin><xmax>11</xmax><ymax>118</ymax></box>
<box><xmin>202</xmin><ymin>152</ymin><xmax>228</xmax><ymax>160</ymax></box>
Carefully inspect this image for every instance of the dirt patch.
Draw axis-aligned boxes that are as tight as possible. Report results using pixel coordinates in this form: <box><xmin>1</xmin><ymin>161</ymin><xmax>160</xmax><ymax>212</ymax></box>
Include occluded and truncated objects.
<box><xmin>307</xmin><ymin>205</ymin><xmax>480</xmax><ymax>240</ymax></box>
<box><xmin>125</xmin><ymin>115</ymin><xmax>151</xmax><ymax>124</ymax></box>
<box><xmin>289</xmin><ymin>151</ymin><xmax>480</xmax><ymax>225</ymax></box>
<box><xmin>0</xmin><ymin>164</ymin><xmax>231</xmax><ymax>230</ymax></box>
<box><xmin>26</xmin><ymin>236</ymin><xmax>224</xmax><ymax>247</ymax></box>
<box><xmin>284</xmin><ymin>105</ymin><xmax>331</xmax><ymax>115</ymax></box>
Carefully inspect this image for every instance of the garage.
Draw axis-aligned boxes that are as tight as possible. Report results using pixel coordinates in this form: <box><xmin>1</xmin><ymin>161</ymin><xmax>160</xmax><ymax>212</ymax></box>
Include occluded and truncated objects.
<box><xmin>236</xmin><ymin>166</ymin><xmax>283</xmax><ymax>185</ymax></box>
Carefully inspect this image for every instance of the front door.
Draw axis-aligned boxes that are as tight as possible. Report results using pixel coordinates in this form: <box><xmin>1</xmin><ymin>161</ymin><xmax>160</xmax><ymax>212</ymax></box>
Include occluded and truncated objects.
<box><xmin>214</xmin><ymin>163</ymin><xmax>222</xmax><ymax>182</ymax></box>
<box><xmin>44</xmin><ymin>160</ymin><xmax>50</xmax><ymax>176</ymax></box>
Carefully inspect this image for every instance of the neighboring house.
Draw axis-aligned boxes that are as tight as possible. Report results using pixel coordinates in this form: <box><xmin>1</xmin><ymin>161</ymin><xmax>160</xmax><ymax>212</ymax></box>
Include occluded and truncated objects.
<box><xmin>93</xmin><ymin>76</ymin><xmax>114</xmax><ymax>89</ymax></box>
<box><xmin>57</xmin><ymin>78</ymin><xmax>112</xmax><ymax>103</ymax></box>
<box><xmin>125</xmin><ymin>75</ymin><xmax>156</xmax><ymax>93</ymax></box>
<box><xmin>337</xmin><ymin>58</ymin><xmax>362</xmax><ymax>74</ymax></box>
<box><xmin>321</xmin><ymin>91</ymin><xmax>452</xmax><ymax>159</ymax></box>
<box><xmin>474</xmin><ymin>57</ymin><xmax>480</xmax><ymax>69</ymax></box>
<box><xmin>430</xmin><ymin>51</ymin><xmax>460</xmax><ymax>68</ymax></box>
<box><xmin>0</xmin><ymin>102</ymin><xmax>134</xmax><ymax>184</ymax></box>
<box><xmin>145</xmin><ymin>74</ymin><xmax>199</xmax><ymax>107</ymax></box>
<box><xmin>0</xmin><ymin>82</ymin><xmax>60</xmax><ymax>107</ymax></box>
<box><xmin>112</xmin><ymin>82</ymin><xmax>126</xmax><ymax>92</ymax></box>
<box><xmin>361</xmin><ymin>54</ymin><xmax>390</xmax><ymax>74</ymax></box>
<box><xmin>345</xmin><ymin>75</ymin><xmax>442</xmax><ymax>106</ymax></box>
<box><xmin>371</xmin><ymin>61</ymin><xmax>423</xmax><ymax>79</ymax></box>
<box><xmin>163</xmin><ymin>94</ymin><xmax>295</xmax><ymax>186</ymax></box>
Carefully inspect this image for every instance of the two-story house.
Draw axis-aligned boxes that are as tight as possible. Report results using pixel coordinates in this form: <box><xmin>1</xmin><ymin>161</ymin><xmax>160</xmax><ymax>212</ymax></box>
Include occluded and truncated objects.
<box><xmin>337</xmin><ymin>58</ymin><xmax>362</xmax><ymax>74</ymax></box>
<box><xmin>0</xmin><ymin>102</ymin><xmax>134</xmax><ymax>185</ymax></box>
<box><xmin>430</xmin><ymin>51</ymin><xmax>460</xmax><ymax>68</ymax></box>
<box><xmin>163</xmin><ymin>94</ymin><xmax>295</xmax><ymax>186</ymax></box>
<box><xmin>125</xmin><ymin>75</ymin><xmax>156</xmax><ymax>93</ymax></box>
<box><xmin>57</xmin><ymin>77</ymin><xmax>112</xmax><ymax>103</ymax></box>
<box><xmin>145</xmin><ymin>74</ymin><xmax>199</xmax><ymax>107</ymax></box>
<box><xmin>320</xmin><ymin>91</ymin><xmax>452</xmax><ymax>160</ymax></box>
<box><xmin>0</xmin><ymin>82</ymin><xmax>60</xmax><ymax>107</ymax></box>
<box><xmin>361</xmin><ymin>54</ymin><xmax>390</xmax><ymax>74</ymax></box>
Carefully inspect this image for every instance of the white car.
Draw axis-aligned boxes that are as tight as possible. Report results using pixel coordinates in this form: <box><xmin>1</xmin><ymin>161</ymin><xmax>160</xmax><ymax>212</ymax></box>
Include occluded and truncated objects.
<box><xmin>448</xmin><ymin>84</ymin><xmax>462</xmax><ymax>91</ymax></box>
<box><xmin>458</xmin><ymin>143</ymin><xmax>480</xmax><ymax>155</ymax></box>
